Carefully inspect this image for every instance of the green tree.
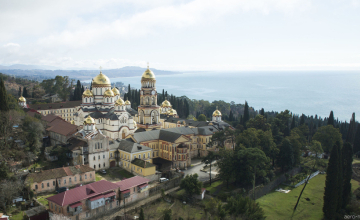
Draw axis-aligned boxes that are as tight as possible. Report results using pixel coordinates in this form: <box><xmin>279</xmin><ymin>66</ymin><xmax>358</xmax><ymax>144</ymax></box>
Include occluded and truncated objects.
<box><xmin>323</xmin><ymin>142</ymin><xmax>341</xmax><ymax>220</ymax></box>
<box><xmin>291</xmin><ymin>115</ymin><xmax>296</xmax><ymax>129</ymax></box>
<box><xmin>353</xmin><ymin>125</ymin><xmax>360</xmax><ymax>156</ymax></box>
<box><xmin>310</xmin><ymin>140</ymin><xmax>323</xmax><ymax>169</ymax></box>
<box><xmin>346</xmin><ymin>113</ymin><xmax>356</xmax><ymax>143</ymax></box>
<box><xmin>0</xmin><ymin>162</ymin><xmax>8</xmax><ymax>181</ymax></box>
<box><xmin>139</xmin><ymin>208</ymin><xmax>145</xmax><ymax>220</ymax></box>
<box><xmin>328</xmin><ymin>111</ymin><xmax>335</xmax><ymax>127</ymax></box>
<box><xmin>313</xmin><ymin>125</ymin><xmax>343</xmax><ymax>153</ymax></box>
<box><xmin>277</xmin><ymin>138</ymin><xmax>294</xmax><ymax>171</ymax></box>
<box><xmin>246</xmin><ymin>115</ymin><xmax>271</xmax><ymax>131</ymax></box>
<box><xmin>240</xmin><ymin>148</ymin><xmax>269</xmax><ymax>200</ymax></box>
<box><xmin>180</xmin><ymin>173</ymin><xmax>202</xmax><ymax>197</ymax></box>
<box><xmin>197</xmin><ymin>114</ymin><xmax>206</xmax><ymax>121</ymax></box>
<box><xmin>21</xmin><ymin>116</ymin><xmax>45</xmax><ymax>154</ymax></box>
<box><xmin>225</xmin><ymin>194</ymin><xmax>265</xmax><ymax>220</ymax></box>
<box><xmin>163</xmin><ymin>209</ymin><xmax>172</xmax><ymax>220</ymax></box>
<box><xmin>216</xmin><ymin>149</ymin><xmax>235</xmax><ymax>188</ymax></box>
<box><xmin>0</xmin><ymin>77</ymin><xmax>10</xmax><ymax>111</ymax></box>
<box><xmin>23</xmin><ymin>87</ymin><xmax>28</xmax><ymax>97</ymax></box>
<box><xmin>243</xmin><ymin>101</ymin><xmax>250</xmax><ymax>127</ymax></box>
<box><xmin>236</xmin><ymin>128</ymin><xmax>260</xmax><ymax>149</ymax></box>
<box><xmin>342</xmin><ymin>142</ymin><xmax>353</xmax><ymax>209</ymax></box>
<box><xmin>202</xmin><ymin>151</ymin><xmax>218</xmax><ymax>185</ymax></box>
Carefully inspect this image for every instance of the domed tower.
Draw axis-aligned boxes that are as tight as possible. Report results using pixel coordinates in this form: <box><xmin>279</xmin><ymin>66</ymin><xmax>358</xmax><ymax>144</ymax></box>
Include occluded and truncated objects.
<box><xmin>114</xmin><ymin>97</ymin><xmax>125</xmax><ymax>112</ymax></box>
<box><xmin>138</xmin><ymin>63</ymin><xmax>161</xmax><ymax>130</ymax></box>
<box><xmin>84</xmin><ymin>115</ymin><xmax>96</xmax><ymax>134</ymax></box>
<box><xmin>18</xmin><ymin>96</ymin><xmax>27</xmax><ymax>108</ymax></box>
<box><xmin>112</xmin><ymin>87</ymin><xmax>120</xmax><ymax>101</ymax></box>
<box><xmin>160</xmin><ymin>98</ymin><xmax>172</xmax><ymax>114</ymax></box>
<box><xmin>212</xmin><ymin>107</ymin><xmax>222</xmax><ymax>122</ymax></box>
<box><xmin>125</xmin><ymin>99</ymin><xmax>131</xmax><ymax>109</ymax></box>
<box><xmin>103</xmin><ymin>89</ymin><xmax>115</xmax><ymax>106</ymax></box>
<box><xmin>91</xmin><ymin>70</ymin><xmax>111</xmax><ymax>104</ymax></box>
<box><xmin>82</xmin><ymin>88</ymin><xmax>94</xmax><ymax>108</ymax></box>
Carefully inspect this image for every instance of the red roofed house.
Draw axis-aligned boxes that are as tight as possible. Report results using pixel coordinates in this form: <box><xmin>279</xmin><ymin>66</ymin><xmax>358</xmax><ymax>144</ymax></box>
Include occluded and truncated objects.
<box><xmin>46</xmin><ymin>117</ymin><xmax>79</xmax><ymax>145</ymax></box>
<box><xmin>25</xmin><ymin>165</ymin><xmax>95</xmax><ymax>194</ymax></box>
<box><xmin>46</xmin><ymin>180</ymin><xmax>120</xmax><ymax>220</ymax></box>
<box><xmin>115</xmin><ymin>176</ymin><xmax>150</xmax><ymax>206</ymax></box>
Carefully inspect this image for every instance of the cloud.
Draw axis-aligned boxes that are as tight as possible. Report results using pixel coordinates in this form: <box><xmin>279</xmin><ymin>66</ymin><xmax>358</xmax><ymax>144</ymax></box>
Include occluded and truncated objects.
<box><xmin>37</xmin><ymin>0</ymin><xmax>312</xmax><ymax>48</ymax></box>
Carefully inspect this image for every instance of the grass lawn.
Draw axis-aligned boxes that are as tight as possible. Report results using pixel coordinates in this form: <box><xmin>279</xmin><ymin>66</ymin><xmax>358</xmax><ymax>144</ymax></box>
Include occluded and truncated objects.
<box><xmin>257</xmin><ymin>174</ymin><xmax>360</xmax><ymax>220</ymax></box>
<box><xmin>10</xmin><ymin>210</ymin><xmax>24</xmax><ymax>220</ymax></box>
<box><xmin>139</xmin><ymin>199</ymin><xmax>206</xmax><ymax>220</ymax></box>
<box><xmin>204</xmin><ymin>181</ymin><xmax>223</xmax><ymax>194</ymax></box>
<box><xmin>95</xmin><ymin>173</ymin><xmax>104</xmax><ymax>181</ymax></box>
<box><xmin>37</xmin><ymin>193</ymin><xmax>56</xmax><ymax>206</ymax></box>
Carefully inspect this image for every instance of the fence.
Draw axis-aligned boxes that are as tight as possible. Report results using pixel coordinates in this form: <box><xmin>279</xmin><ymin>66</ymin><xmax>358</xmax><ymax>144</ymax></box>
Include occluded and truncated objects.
<box><xmin>148</xmin><ymin>174</ymin><xmax>184</xmax><ymax>197</ymax></box>
<box><xmin>294</xmin><ymin>170</ymin><xmax>320</xmax><ymax>188</ymax></box>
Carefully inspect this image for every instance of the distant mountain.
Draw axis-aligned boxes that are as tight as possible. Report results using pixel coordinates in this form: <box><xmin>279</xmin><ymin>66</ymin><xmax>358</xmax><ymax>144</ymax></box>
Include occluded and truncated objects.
<box><xmin>0</xmin><ymin>66</ymin><xmax>180</xmax><ymax>81</ymax></box>
<box><xmin>0</xmin><ymin>64</ymin><xmax>58</xmax><ymax>70</ymax></box>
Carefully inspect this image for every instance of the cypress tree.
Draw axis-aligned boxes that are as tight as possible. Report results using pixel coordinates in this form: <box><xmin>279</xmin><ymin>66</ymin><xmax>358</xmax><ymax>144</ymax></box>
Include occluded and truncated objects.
<box><xmin>336</xmin><ymin>142</ymin><xmax>343</xmax><ymax>212</ymax></box>
<box><xmin>127</xmin><ymin>84</ymin><xmax>131</xmax><ymax>101</ymax></box>
<box><xmin>346</xmin><ymin>113</ymin><xmax>356</xmax><ymax>144</ymax></box>
<box><xmin>353</xmin><ymin>125</ymin><xmax>360</xmax><ymax>157</ymax></box>
<box><xmin>23</xmin><ymin>87</ymin><xmax>28</xmax><ymax>97</ymax></box>
<box><xmin>90</xmin><ymin>81</ymin><xmax>92</xmax><ymax>90</ymax></box>
<box><xmin>0</xmin><ymin>77</ymin><xmax>10</xmax><ymax>111</ymax></box>
<box><xmin>184</xmin><ymin>99</ymin><xmax>189</xmax><ymax>118</ymax></box>
<box><xmin>323</xmin><ymin>142</ymin><xmax>341</xmax><ymax>219</ymax></box>
<box><xmin>81</xmin><ymin>85</ymin><xmax>84</xmax><ymax>95</ymax></box>
<box><xmin>342</xmin><ymin>142</ymin><xmax>353</xmax><ymax>209</ymax></box>
<box><xmin>299</xmin><ymin>114</ymin><xmax>305</xmax><ymax>125</ymax></box>
<box><xmin>162</xmin><ymin>89</ymin><xmax>165</xmax><ymax>102</ymax></box>
<box><xmin>18</xmin><ymin>87</ymin><xmax>21</xmax><ymax>97</ymax></box>
<box><xmin>139</xmin><ymin>208</ymin><xmax>145</xmax><ymax>220</ymax></box>
<box><xmin>229</xmin><ymin>110</ymin><xmax>233</xmax><ymax>121</ymax></box>
<box><xmin>260</xmin><ymin>108</ymin><xmax>265</xmax><ymax>116</ymax></box>
<box><xmin>32</xmin><ymin>86</ymin><xmax>35</xmax><ymax>98</ymax></box>
<box><xmin>243</xmin><ymin>101</ymin><xmax>249</xmax><ymax>126</ymax></box>
<box><xmin>328</xmin><ymin>111</ymin><xmax>335</xmax><ymax>127</ymax></box>
<box><xmin>291</xmin><ymin>115</ymin><xmax>296</xmax><ymax>129</ymax></box>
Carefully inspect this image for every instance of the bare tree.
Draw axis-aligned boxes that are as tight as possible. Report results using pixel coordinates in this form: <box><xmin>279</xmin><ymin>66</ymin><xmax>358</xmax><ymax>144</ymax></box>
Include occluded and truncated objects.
<box><xmin>0</xmin><ymin>179</ymin><xmax>23</xmax><ymax>213</ymax></box>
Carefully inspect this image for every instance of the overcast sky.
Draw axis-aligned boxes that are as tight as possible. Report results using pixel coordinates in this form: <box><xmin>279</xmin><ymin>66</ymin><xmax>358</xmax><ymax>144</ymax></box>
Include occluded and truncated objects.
<box><xmin>0</xmin><ymin>0</ymin><xmax>359</xmax><ymax>71</ymax></box>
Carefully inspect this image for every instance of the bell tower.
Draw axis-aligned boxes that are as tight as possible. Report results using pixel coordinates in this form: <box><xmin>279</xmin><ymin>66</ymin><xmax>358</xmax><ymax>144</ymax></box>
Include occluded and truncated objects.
<box><xmin>137</xmin><ymin>63</ymin><xmax>161</xmax><ymax>130</ymax></box>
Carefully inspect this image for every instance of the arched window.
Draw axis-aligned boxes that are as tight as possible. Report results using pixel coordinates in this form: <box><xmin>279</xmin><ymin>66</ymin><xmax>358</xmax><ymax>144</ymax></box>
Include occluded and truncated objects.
<box><xmin>103</xmin><ymin>163</ymin><xmax>105</xmax><ymax>167</ymax></box>
<box><xmin>99</xmin><ymin>164</ymin><xmax>101</xmax><ymax>168</ymax></box>
<box><xmin>107</xmin><ymin>98</ymin><xmax>109</xmax><ymax>103</ymax></box>
<box><xmin>86</xmin><ymin>98</ymin><xmax>88</xmax><ymax>103</ymax></box>
<box><xmin>93</xmin><ymin>156</ymin><xmax>95</xmax><ymax>160</ymax></box>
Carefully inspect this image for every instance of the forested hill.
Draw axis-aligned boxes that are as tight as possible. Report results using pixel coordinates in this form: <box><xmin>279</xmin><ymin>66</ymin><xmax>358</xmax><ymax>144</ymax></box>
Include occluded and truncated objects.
<box><xmin>0</xmin><ymin>66</ymin><xmax>180</xmax><ymax>81</ymax></box>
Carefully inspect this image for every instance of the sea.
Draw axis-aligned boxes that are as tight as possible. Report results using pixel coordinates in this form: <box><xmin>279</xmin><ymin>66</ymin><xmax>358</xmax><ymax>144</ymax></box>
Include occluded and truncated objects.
<box><xmin>92</xmin><ymin>71</ymin><xmax>360</xmax><ymax>122</ymax></box>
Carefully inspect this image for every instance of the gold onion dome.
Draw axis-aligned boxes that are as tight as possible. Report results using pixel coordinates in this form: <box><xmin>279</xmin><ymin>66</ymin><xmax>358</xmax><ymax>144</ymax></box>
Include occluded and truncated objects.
<box><xmin>141</xmin><ymin>67</ymin><xmax>156</xmax><ymax>81</ymax></box>
<box><xmin>92</xmin><ymin>72</ymin><xmax>111</xmax><ymax>86</ymax></box>
<box><xmin>125</xmin><ymin>99</ymin><xmax>131</xmax><ymax>105</ymax></box>
<box><xmin>161</xmin><ymin>99</ymin><xmax>171</xmax><ymax>107</ymax></box>
<box><xmin>103</xmin><ymin>89</ymin><xmax>115</xmax><ymax>97</ymax></box>
<box><xmin>115</xmin><ymin>98</ymin><xmax>125</xmax><ymax>106</ymax></box>
<box><xmin>71</xmin><ymin>120</ymin><xmax>75</xmax><ymax>125</ymax></box>
<box><xmin>84</xmin><ymin>115</ymin><xmax>95</xmax><ymax>125</ymax></box>
<box><xmin>213</xmin><ymin>109</ymin><xmax>222</xmax><ymax>117</ymax></box>
<box><xmin>112</xmin><ymin>87</ymin><xmax>120</xmax><ymax>95</ymax></box>
<box><xmin>82</xmin><ymin>89</ymin><xmax>93</xmax><ymax>97</ymax></box>
<box><xmin>167</xmin><ymin>109</ymin><xmax>177</xmax><ymax>116</ymax></box>
<box><xmin>18</xmin><ymin>96</ymin><xmax>26</xmax><ymax>102</ymax></box>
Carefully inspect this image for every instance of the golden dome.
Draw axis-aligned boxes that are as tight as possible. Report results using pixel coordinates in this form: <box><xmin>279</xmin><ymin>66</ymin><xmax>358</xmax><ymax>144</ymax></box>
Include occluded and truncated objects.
<box><xmin>92</xmin><ymin>72</ymin><xmax>111</xmax><ymax>86</ymax></box>
<box><xmin>212</xmin><ymin>110</ymin><xmax>222</xmax><ymax>117</ymax></box>
<box><xmin>84</xmin><ymin>115</ymin><xmax>95</xmax><ymax>125</ymax></box>
<box><xmin>112</xmin><ymin>87</ymin><xmax>120</xmax><ymax>95</ymax></box>
<box><xmin>103</xmin><ymin>89</ymin><xmax>114</xmax><ymax>97</ymax></box>
<box><xmin>125</xmin><ymin>99</ymin><xmax>131</xmax><ymax>105</ymax></box>
<box><xmin>141</xmin><ymin>68</ymin><xmax>156</xmax><ymax>81</ymax></box>
<box><xmin>71</xmin><ymin>120</ymin><xmax>75</xmax><ymax>125</ymax></box>
<box><xmin>167</xmin><ymin>108</ymin><xmax>177</xmax><ymax>116</ymax></box>
<box><xmin>161</xmin><ymin>99</ymin><xmax>171</xmax><ymax>107</ymax></box>
<box><xmin>82</xmin><ymin>89</ymin><xmax>93</xmax><ymax>97</ymax></box>
<box><xmin>115</xmin><ymin>98</ymin><xmax>125</xmax><ymax>106</ymax></box>
<box><xmin>18</xmin><ymin>96</ymin><xmax>26</xmax><ymax>102</ymax></box>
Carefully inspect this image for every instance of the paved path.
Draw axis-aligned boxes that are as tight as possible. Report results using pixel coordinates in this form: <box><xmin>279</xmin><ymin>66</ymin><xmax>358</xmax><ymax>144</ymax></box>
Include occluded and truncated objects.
<box><xmin>97</xmin><ymin>186</ymin><xmax>180</xmax><ymax>220</ymax></box>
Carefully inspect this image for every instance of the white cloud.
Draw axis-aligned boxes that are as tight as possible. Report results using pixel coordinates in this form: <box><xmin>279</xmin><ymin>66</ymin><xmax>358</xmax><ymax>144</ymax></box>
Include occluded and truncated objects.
<box><xmin>37</xmin><ymin>0</ymin><xmax>312</xmax><ymax>48</ymax></box>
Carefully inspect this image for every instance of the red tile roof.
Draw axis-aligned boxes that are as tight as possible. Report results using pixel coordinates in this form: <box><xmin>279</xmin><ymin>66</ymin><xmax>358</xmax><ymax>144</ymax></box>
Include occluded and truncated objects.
<box><xmin>46</xmin><ymin>118</ymin><xmax>78</xmax><ymax>136</ymax></box>
<box><xmin>42</xmin><ymin>114</ymin><xmax>61</xmax><ymax>123</ymax></box>
<box><xmin>103</xmin><ymin>191</ymin><xmax>116</xmax><ymax>197</ymax></box>
<box><xmin>69</xmin><ymin>202</ymin><xmax>82</xmax><ymax>208</ymax></box>
<box><xmin>115</xmin><ymin>176</ymin><xmax>149</xmax><ymax>191</ymax></box>
<box><xmin>46</xmin><ymin>180</ymin><xmax>119</xmax><ymax>206</ymax></box>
